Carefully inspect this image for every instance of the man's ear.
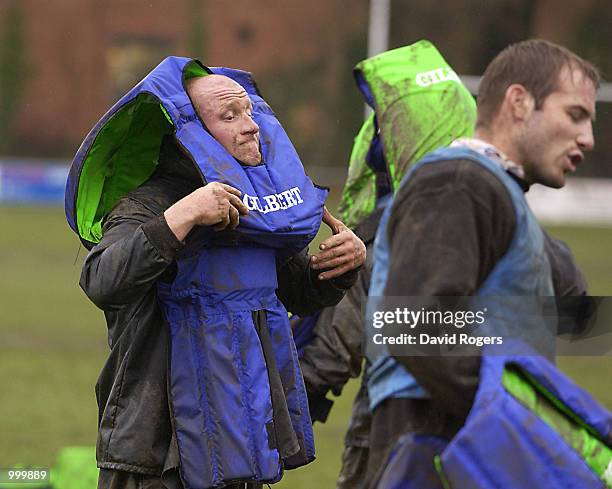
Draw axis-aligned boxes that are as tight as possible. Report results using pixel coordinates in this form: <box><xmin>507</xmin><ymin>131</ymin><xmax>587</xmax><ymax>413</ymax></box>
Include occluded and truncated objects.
<box><xmin>504</xmin><ymin>84</ymin><xmax>535</xmax><ymax>121</ymax></box>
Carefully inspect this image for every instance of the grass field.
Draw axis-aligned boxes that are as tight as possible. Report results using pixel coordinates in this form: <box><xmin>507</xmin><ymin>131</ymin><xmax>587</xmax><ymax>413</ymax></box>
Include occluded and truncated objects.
<box><xmin>1</xmin><ymin>205</ymin><xmax>611</xmax><ymax>487</ymax></box>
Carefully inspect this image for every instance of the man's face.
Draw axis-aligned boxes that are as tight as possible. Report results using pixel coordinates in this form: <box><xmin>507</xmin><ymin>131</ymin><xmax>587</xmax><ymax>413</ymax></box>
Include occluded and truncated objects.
<box><xmin>519</xmin><ymin>66</ymin><xmax>596</xmax><ymax>188</ymax></box>
<box><xmin>187</xmin><ymin>75</ymin><xmax>262</xmax><ymax>166</ymax></box>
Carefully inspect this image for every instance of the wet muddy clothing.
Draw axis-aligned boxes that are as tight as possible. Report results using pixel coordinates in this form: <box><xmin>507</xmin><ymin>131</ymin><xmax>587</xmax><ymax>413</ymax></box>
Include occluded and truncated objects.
<box><xmin>384</xmin><ymin>159</ymin><xmax>586</xmax><ymax>420</ymax></box>
<box><xmin>302</xmin><ymin>158</ymin><xmax>586</xmax><ymax>488</ymax></box>
<box><xmin>360</xmin><ymin>157</ymin><xmax>587</xmax><ymax>489</ymax></box>
<box><xmin>82</xmin><ymin>138</ymin><xmax>355</xmax><ymax>487</ymax></box>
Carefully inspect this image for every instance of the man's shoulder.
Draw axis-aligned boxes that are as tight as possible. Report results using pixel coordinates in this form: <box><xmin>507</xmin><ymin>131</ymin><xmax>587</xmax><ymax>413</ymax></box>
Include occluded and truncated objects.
<box><xmin>389</xmin><ymin>156</ymin><xmax>517</xmax><ymax>234</ymax></box>
<box><xmin>112</xmin><ymin>176</ymin><xmax>192</xmax><ymax>220</ymax></box>
<box><xmin>107</xmin><ymin>194</ymin><xmax>158</xmax><ymax>220</ymax></box>
<box><xmin>404</xmin><ymin>157</ymin><xmax>508</xmax><ymax>196</ymax></box>
<box><xmin>103</xmin><ymin>183</ymin><xmax>177</xmax><ymax>230</ymax></box>
<box><xmin>126</xmin><ymin>183</ymin><xmax>177</xmax><ymax>216</ymax></box>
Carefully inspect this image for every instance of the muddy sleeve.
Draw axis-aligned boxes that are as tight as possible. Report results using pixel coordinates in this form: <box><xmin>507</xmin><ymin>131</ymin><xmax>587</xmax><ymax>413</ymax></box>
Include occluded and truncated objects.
<box><xmin>385</xmin><ymin>160</ymin><xmax>516</xmax><ymax>420</ymax></box>
<box><xmin>79</xmin><ymin>198</ymin><xmax>184</xmax><ymax>311</ymax></box>
<box><xmin>299</xmin><ymin>265</ymin><xmax>369</xmax><ymax>421</ymax></box>
<box><xmin>543</xmin><ymin>230</ymin><xmax>596</xmax><ymax>335</ymax></box>
<box><xmin>276</xmin><ymin>249</ymin><xmax>358</xmax><ymax>317</ymax></box>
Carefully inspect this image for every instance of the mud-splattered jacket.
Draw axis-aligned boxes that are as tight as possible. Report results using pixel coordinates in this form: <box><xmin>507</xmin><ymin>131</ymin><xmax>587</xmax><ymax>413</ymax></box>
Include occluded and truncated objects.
<box><xmin>70</xmin><ymin>57</ymin><xmax>356</xmax><ymax>489</ymax></box>
<box><xmin>80</xmin><ymin>137</ymin><xmax>356</xmax><ymax>484</ymax></box>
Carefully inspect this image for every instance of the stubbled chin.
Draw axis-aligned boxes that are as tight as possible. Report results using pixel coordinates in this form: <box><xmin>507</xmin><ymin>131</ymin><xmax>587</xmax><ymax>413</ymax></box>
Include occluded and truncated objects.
<box><xmin>549</xmin><ymin>173</ymin><xmax>565</xmax><ymax>188</ymax></box>
<box><xmin>238</xmin><ymin>149</ymin><xmax>262</xmax><ymax>166</ymax></box>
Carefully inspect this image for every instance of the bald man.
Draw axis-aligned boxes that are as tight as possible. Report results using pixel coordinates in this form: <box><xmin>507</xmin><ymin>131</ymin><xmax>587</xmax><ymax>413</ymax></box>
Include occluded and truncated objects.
<box><xmin>83</xmin><ymin>73</ymin><xmax>365</xmax><ymax>489</ymax></box>
<box><xmin>164</xmin><ymin>75</ymin><xmax>364</xmax><ymax>277</ymax></box>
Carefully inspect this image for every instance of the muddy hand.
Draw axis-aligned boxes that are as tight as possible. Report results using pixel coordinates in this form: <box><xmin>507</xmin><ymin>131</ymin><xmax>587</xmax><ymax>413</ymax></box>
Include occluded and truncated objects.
<box><xmin>310</xmin><ymin>207</ymin><xmax>366</xmax><ymax>280</ymax></box>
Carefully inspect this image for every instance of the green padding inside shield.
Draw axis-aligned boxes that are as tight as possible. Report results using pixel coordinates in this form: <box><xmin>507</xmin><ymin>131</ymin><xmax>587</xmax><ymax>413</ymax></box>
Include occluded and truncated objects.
<box><xmin>76</xmin><ymin>92</ymin><xmax>174</xmax><ymax>244</ymax></box>
<box><xmin>434</xmin><ymin>454</ymin><xmax>452</xmax><ymax>489</ymax></box>
<box><xmin>503</xmin><ymin>365</ymin><xmax>612</xmax><ymax>487</ymax></box>
<box><xmin>183</xmin><ymin>59</ymin><xmax>209</xmax><ymax>81</ymax></box>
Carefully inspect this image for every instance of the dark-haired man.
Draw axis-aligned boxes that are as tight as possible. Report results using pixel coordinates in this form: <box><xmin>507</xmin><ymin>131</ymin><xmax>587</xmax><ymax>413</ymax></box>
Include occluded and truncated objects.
<box><xmin>365</xmin><ymin>39</ymin><xmax>598</xmax><ymax>487</ymax></box>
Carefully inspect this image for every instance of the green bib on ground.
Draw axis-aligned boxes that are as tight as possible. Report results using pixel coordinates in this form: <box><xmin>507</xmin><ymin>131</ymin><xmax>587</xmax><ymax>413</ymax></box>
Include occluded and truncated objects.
<box><xmin>51</xmin><ymin>446</ymin><xmax>98</xmax><ymax>489</ymax></box>
<box><xmin>339</xmin><ymin>40</ymin><xmax>476</xmax><ymax>229</ymax></box>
